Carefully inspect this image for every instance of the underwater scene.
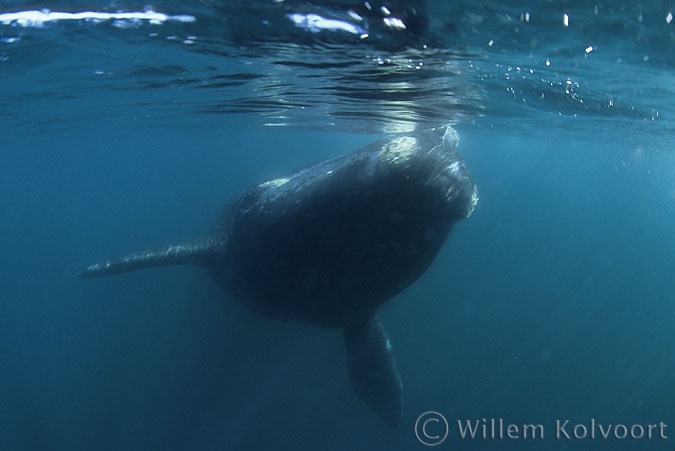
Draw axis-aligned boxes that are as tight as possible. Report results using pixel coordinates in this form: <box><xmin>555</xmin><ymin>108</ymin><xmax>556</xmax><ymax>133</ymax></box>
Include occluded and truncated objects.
<box><xmin>1</xmin><ymin>1</ymin><xmax>675</xmax><ymax>450</ymax></box>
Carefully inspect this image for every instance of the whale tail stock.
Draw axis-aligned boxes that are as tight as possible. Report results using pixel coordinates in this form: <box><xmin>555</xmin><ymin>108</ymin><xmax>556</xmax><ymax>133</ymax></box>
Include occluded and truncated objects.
<box><xmin>78</xmin><ymin>236</ymin><xmax>224</xmax><ymax>278</ymax></box>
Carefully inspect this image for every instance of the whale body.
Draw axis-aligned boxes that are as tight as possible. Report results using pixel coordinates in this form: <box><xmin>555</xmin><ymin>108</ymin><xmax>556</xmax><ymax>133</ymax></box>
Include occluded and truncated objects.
<box><xmin>80</xmin><ymin>126</ymin><xmax>478</xmax><ymax>429</ymax></box>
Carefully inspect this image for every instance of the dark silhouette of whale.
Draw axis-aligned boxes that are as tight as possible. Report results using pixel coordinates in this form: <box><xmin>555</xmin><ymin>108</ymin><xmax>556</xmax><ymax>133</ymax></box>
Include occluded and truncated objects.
<box><xmin>79</xmin><ymin>126</ymin><xmax>477</xmax><ymax>429</ymax></box>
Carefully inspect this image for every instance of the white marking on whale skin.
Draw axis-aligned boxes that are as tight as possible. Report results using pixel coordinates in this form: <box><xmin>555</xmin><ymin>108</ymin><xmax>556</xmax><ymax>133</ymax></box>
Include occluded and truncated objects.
<box><xmin>466</xmin><ymin>188</ymin><xmax>479</xmax><ymax>218</ymax></box>
<box><xmin>260</xmin><ymin>178</ymin><xmax>290</xmax><ymax>189</ymax></box>
<box><xmin>442</xmin><ymin>126</ymin><xmax>460</xmax><ymax>147</ymax></box>
<box><xmin>255</xmin><ymin>177</ymin><xmax>293</xmax><ymax>207</ymax></box>
<box><xmin>255</xmin><ymin>160</ymin><xmax>343</xmax><ymax>210</ymax></box>
<box><xmin>446</xmin><ymin>161</ymin><xmax>462</xmax><ymax>176</ymax></box>
<box><xmin>380</xmin><ymin>136</ymin><xmax>418</xmax><ymax>167</ymax></box>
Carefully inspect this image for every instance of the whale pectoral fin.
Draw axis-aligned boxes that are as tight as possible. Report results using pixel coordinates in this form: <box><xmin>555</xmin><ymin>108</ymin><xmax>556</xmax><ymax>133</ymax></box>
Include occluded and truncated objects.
<box><xmin>78</xmin><ymin>237</ymin><xmax>225</xmax><ymax>278</ymax></box>
<box><xmin>343</xmin><ymin>313</ymin><xmax>403</xmax><ymax>429</ymax></box>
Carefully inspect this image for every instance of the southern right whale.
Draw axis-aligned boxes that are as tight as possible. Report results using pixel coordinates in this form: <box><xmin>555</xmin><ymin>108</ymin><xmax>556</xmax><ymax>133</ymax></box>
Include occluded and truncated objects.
<box><xmin>79</xmin><ymin>126</ymin><xmax>478</xmax><ymax>429</ymax></box>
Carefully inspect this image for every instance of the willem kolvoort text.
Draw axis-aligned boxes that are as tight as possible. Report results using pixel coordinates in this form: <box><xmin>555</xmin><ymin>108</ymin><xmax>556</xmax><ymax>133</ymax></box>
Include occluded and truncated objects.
<box><xmin>457</xmin><ymin>419</ymin><xmax>667</xmax><ymax>440</ymax></box>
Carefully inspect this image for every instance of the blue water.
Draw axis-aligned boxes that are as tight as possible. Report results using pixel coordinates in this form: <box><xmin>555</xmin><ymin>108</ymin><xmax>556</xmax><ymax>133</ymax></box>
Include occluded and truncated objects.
<box><xmin>1</xmin><ymin>1</ymin><xmax>675</xmax><ymax>450</ymax></box>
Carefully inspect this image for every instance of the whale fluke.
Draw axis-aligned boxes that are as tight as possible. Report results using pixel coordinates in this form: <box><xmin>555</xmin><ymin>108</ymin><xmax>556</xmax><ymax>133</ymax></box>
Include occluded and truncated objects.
<box><xmin>78</xmin><ymin>237</ymin><xmax>225</xmax><ymax>278</ymax></box>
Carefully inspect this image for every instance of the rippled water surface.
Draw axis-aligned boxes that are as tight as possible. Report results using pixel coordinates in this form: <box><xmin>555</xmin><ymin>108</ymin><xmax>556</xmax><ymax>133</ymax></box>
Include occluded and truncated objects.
<box><xmin>2</xmin><ymin>0</ymin><xmax>674</xmax><ymax>135</ymax></box>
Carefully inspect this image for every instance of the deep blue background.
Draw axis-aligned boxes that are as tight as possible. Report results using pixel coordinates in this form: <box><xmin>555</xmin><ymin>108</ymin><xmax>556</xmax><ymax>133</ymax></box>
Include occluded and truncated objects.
<box><xmin>1</xmin><ymin>122</ymin><xmax>674</xmax><ymax>450</ymax></box>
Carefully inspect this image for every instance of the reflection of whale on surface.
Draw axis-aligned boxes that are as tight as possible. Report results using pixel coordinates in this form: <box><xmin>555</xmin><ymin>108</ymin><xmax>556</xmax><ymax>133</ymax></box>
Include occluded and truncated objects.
<box><xmin>79</xmin><ymin>126</ymin><xmax>478</xmax><ymax>429</ymax></box>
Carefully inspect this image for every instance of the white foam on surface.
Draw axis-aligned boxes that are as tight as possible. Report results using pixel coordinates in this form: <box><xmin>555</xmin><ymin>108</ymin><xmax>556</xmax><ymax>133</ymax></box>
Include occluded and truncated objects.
<box><xmin>0</xmin><ymin>9</ymin><xmax>195</xmax><ymax>27</ymax></box>
<box><xmin>286</xmin><ymin>13</ymin><xmax>365</xmax><ymax>35</ymax></box>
